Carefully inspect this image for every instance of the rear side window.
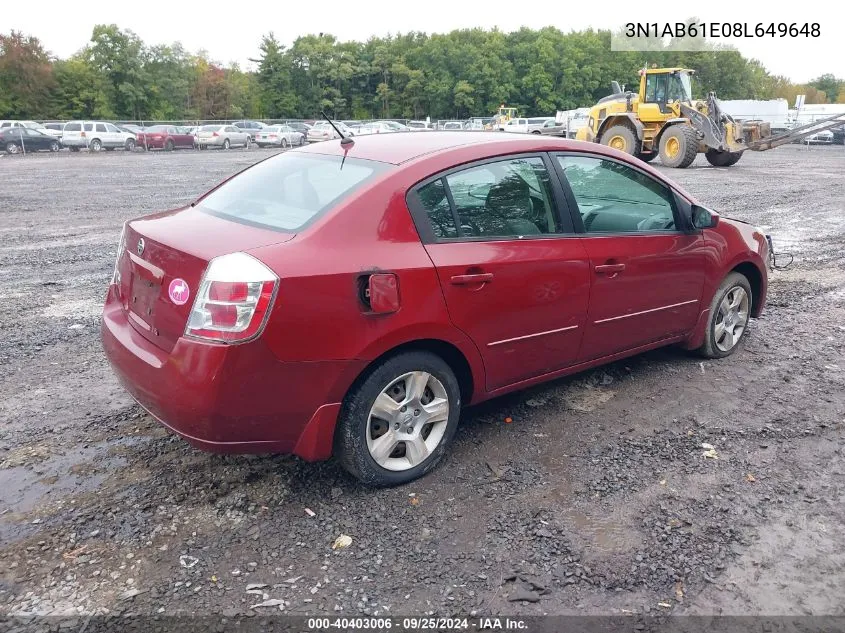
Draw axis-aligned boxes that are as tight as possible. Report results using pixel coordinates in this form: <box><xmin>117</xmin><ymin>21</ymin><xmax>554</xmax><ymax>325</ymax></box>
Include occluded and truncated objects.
<box><xmin>198</xmin><ymin>153</ymin><xmax>388</xmax><ymax>232</ymax></box>
<box><xmin>416</xmin><ymin>179</ymin><xmax>458</xmax><ymax>239</ymax></box>
<box><xmin>64</xmin><ymin>123</ymin><xmax>81</xmax><ymax>131</ymax></box>
<box><xmin>442</xmin><ymin>157</ymin><xmax>559</xmax><ymax>238</ymax></box>
<box><xmin>96</xmin><ymin>123</ymin><xmax>107</xmax><ymax>132</ymax></box>
<box><xmin>84</xmin><ymin>123</ymin><xmax>93</xmax><ymax>131</ymax></box>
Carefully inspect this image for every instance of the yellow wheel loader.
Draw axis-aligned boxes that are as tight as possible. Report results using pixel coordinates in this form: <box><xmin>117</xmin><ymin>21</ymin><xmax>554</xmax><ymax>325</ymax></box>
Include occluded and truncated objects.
<box><xmin>576</xmin><ymin>67</ymin><xmax>845</xmax><ymax>167</ymax></box>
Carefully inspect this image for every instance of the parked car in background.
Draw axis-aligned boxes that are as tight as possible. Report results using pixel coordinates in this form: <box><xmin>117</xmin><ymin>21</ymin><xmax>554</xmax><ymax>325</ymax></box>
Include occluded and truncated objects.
<box><xmin>833</xmin><ymin>125</ymin><xmax>845</xmax><ymax>145</ymax></box>
<box><xmin>1</xmin><ymin>127</ymin><xmax>62</xmax><ymax>154</ymax></box>
<box><xmin>463</xmin><ymin>120</ymin><xmax>485</xmax><ymax>131</ymax></box>
<box><xmin>102</xmin><ymin>132</ymin><xmax>770</xmax><ymax>487</ymax></box>
<box><xmin>135</xmin><ymin>125</ymin><xmax>194</xmax><ymax>151</ymax></box>
<box><xmin>61</xmin><ymin>121</ymin><xmax>137</xmax><ymax>151</ymax></box>
<box><xmin>798</xmin><ymin>129</ymin><xmax>834</xmax><ymax>144</ymax></box>
<box><xmin>255</xmin><ymin>125</ymin><xmax>305</xmax><ymax>148</ymax></box>
<box><xmin>121</xmin><ymin>124</ymin><xmax>145</xmax><ymax>134</ymax></box>
<box><xmin>285</xmin><ymin>121</ymin><xmax>312</xmax><ymax>136</ymax></box>
<box><xmin>43</xmin><ymin>122</ymin><xmax>66</xmax><ymax>137</ymax></box>
<box><xmin>196</xmin><ymin>124</ymin><xmax>251</xmax><ymax>149</ymax></box>
<box><xmin>440</xmin><ymin>121</ymin><xmax>464</xmax><ymax>130</ymax></box>
<box><xmin>537</xmin><ymin>119</ymin><xmax>567</xmax><ymax>137</ymax></box>
<box><xmin>306</xmin><ymin>121</ymin><xmax>355</xmax><ymax>142</ymax></box>
<box><xmin>357</xmin><ymin>121</ymin><xmax>404</xmax><ymax>135</ymax></box>
<box><xmin>406</xmin><ymin>120</ymin><xmax>433</xmax><ymax>131</ymax></box>
<box><xmin>503</xmin><ymin>117</ymin><xmax>554</xmax><ymax>134</ymax></box>
<box><xmin>233</xmin><ymin>121</ymin><xmax>266</xmax><ymax>141</ymax></box>
<box><xmin>1</xmin><ymin>120</ymin><xmax>62</xmax><ymax>138</ymax></box>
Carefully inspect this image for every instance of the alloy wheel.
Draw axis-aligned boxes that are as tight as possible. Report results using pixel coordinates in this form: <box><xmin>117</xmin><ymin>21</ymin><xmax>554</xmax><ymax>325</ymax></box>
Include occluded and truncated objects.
<box><xmin>366</xmin><ymin>371</ymin><xmax>450</xmax><ymax>472</ymax></box>
<box><xmin>714</xmin><ymin>286</ymin><xmax>750</xmax><ymax>352</ymax></box>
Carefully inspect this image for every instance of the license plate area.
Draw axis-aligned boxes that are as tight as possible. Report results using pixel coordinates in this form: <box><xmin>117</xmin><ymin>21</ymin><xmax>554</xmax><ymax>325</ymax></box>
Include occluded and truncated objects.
<box><xmin>129</xmin><ymin>274</ymin><xmax>160</xmax><ymax>326</ymax></box>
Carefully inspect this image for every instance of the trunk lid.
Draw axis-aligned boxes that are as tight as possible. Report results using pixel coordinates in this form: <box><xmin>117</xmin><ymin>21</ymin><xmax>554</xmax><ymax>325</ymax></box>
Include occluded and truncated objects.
<box><xmin>116</xmin><ymin>206</ymin><xmax>293</xmax><ymax>352</ymax></box>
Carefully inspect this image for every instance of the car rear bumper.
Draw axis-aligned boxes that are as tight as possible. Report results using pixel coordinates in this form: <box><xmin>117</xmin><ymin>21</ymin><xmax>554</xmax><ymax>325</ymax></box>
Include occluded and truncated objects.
<box><xmin>101</xmin><ymin>285</ymin><xmax>366</xmax><ymax>460</ymax></box>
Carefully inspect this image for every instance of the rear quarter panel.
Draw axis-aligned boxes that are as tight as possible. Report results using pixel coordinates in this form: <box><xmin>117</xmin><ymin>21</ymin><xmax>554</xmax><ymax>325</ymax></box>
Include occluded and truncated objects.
<box><xmin>247</xmin><ymin>169</ymin><xmax>488</xmax><ymax>402</ymax></box>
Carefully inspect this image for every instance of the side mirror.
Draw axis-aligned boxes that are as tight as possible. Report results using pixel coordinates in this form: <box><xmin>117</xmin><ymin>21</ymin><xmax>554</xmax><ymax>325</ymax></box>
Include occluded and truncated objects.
<box><xmin>691</xmin><ymin>205</ymin><xmax>719</xmax><ymax>229</ymax></box>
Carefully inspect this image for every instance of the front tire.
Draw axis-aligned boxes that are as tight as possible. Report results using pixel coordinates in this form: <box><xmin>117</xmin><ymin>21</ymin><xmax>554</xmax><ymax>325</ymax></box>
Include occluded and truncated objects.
<box><xmin>698</xmin><ymin>272</ymin><xmax>753</xmax><ymax>359</ymax></box>
<box><xmin>334</xmin><ymin>351</ymin><xmax>461</xmax><ymax>487</ymax></box>
<box><xmin>125</xmin><ymin>139</ymin><xmax>136</xmax><ymax>151</ymax></box>
<box><xmin>658</xmin><ymin>125</ymin><xmax>698</xmax><ymax>168</ymax></box>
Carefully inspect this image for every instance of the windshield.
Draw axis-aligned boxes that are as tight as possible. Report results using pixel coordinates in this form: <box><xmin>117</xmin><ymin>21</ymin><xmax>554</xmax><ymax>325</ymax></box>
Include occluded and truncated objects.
<box><xmin>198</xmin><ymin>153</ymin><xmax>388</xmax><ymax>232</ymax></box>
<box><xmin>200</xmin><ymin>125</ymin><xmax>222</xmax><ymax>131</ymax></box>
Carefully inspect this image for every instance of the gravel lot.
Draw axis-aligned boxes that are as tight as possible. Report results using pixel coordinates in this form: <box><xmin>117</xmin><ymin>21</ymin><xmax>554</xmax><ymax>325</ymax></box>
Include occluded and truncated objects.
<box><xmin>0</xmin><ymin>144</ymin><xmax>843</xmax><ymax>620</ymax></box>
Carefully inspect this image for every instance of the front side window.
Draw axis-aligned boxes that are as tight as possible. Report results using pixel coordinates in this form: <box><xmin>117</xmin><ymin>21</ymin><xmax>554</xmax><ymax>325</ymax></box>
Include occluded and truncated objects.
<box><xmin>434</xmin><ymin>157</ymin><xmax>559</xmax><ymax>239</ymax></box>
<box><xmin>198</xmin><ymin>153</ymin><xmax>388</xmax><ymax>232</ymax></box>
<box><xmin>557</xmin><ymin>155</ymin><xmax>676</xmax><ymax>232</ymax></box>
<box><xmin>106</xmin><ymin>123</ymin><xmax>119</xmax><ymax>133</ymax></box>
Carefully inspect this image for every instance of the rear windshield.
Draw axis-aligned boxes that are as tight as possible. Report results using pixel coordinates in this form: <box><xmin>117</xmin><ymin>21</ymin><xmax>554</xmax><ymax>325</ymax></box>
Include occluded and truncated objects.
<box><xmin>197</xmin><ymin>153</ymin><xmax>388</xmax><ymax>232</ymax></box>
<box><xmin>200</xmin><ymin>125</ymin><xmax>222</xmax><ymax>131</ymax></box>
<box><xmin>146</xmin><ymin>125</ymin><xmax>168</xmax><ymax>132</ymax></box>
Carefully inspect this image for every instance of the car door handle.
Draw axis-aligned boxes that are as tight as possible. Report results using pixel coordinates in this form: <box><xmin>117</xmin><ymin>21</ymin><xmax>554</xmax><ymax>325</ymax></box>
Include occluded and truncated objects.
<box><xmin>450</xmin><ymin>273</ymin><xmax>494</xmax><ymax>285</ymax></box>
<box><xmin>595</xmin><ymin>263</ymin><xmax>626</xmax><ymax>275</ymax></box>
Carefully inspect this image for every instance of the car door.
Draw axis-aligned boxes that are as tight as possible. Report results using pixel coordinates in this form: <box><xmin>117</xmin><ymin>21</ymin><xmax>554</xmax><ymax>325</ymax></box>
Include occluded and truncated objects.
<box><xmin>105</xmin><ymin>123</ymin><xmax>123</xmax><ymax>147</ymax></box>
<box><xmin>553</xmin><ymin>153</ymin><xmax>707</xmax><ymax>362</ymax></box>
<box><xmin>93</xmin><ymin>122</ymin><xmax>110</xmax><ymax>146</ymax></box>
<box><xmin>407</xmin><ymin>154</ymin><xmax>591</xmax><ymax>391</ymax></box>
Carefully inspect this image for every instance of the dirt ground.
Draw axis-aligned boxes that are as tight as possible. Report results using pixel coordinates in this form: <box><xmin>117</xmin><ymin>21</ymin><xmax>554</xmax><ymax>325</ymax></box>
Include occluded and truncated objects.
<box><xmin>0</xmin><ymin>144</ymin><xmax>843</xmax><ymax>621</ymax></box>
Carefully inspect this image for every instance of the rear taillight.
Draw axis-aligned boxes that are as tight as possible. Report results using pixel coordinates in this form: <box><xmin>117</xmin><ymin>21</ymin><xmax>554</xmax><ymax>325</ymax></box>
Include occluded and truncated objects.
<box><xmin>212</xmin><ymin>132</ymin><xmax>219</xmax><ymax>137</ymax></box>
<box><xmin>111</xmin><ymin>223</ymin><xmax>127</xmax><ymax>286</ymax></box>
<box><xmin>185</xmin><ymin>252</ymin><xmax>278</xmax><ymax>344</ymax></box>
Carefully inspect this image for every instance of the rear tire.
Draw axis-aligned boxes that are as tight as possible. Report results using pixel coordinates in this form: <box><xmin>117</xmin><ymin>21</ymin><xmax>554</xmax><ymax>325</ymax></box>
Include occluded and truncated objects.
<box><xmin>334</xmin><ymin>351</ymin><xmax>462</xmax><ymax>487</ymax></box>
<box><xmin>49</xmin><ymin>141</ymin><xmax>60</xmax><ymax>152</ymax></box>
<box><xmin>281</xmin><ymin>138</ymin><xmax>289</xmax><ymax>148</ymax></box>
<box><xmin>89</xmin><ymin>139</ymin><xmax>102</xmax><ymax>152</ymax></box>
<box><xmin>658</xmin><ymin>125</ymin><xmax>698</xmax><ymax>168</ymax></box>
<box><xmin>222</xmin><ymin>138</ymin><xmax>230</xmax><ymax>150</ymax></box>
<box><xmin>164</xmin><ymin>139</ymin><xmax>174</xmax><ymax>151</ymax></box>
<box><xmin>600</xmin><ymin>124</ymin><xmax>638</xmax><ymax>156</ymax></box>
<box><xmin>697</xmin><ymin>272</ymin><xmax>753</xmax><ymax>359</ymax></box>
<box><xmin>125</xmin><ymin>139</ymin><xmax>136</xmax><ymax>151</ymax></box>
<box><xmin>705</xmin><ymin>148</ymin><xmax>743</xmax><ymax>167</ymax></box>
<box><xmin>6</xmin><ymin>142</ymin><xmax>20</xmax><ymax>154</ymax></box>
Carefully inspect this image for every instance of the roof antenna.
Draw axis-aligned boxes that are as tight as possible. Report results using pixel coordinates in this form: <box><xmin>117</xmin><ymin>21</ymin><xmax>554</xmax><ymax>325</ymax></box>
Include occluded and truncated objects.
<box><xmin>321</xmin><ymin>110</ymin><xmax>354</xmax><ymax>147</ymax></box>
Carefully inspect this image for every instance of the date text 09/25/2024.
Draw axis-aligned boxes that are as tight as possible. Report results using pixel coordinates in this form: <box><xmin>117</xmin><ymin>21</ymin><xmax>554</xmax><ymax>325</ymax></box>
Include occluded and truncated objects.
<box><xmin>625</xmin><ymin>22</ymin><xmax>820</xmax><ymax>38</ymax></box>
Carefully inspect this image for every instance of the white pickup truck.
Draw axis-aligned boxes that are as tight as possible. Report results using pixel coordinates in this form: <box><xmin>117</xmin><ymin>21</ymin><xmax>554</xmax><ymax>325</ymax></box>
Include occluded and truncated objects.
<box><xmin>502</xmin><ymin>117</ymin><xmax>555</xmax><ymax>134</ymax></box>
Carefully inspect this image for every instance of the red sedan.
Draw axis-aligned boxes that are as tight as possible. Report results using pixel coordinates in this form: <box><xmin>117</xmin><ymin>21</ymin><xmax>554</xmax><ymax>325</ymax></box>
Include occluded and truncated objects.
<box><xmin>135</xmin><ymin>125</ymin><xmax>195</xmax><ymax>151</ymax></box>
<box><xmin>102</xmin><ymin>133</ymin><xmax>770</xmax><ymax>486</ymax></box>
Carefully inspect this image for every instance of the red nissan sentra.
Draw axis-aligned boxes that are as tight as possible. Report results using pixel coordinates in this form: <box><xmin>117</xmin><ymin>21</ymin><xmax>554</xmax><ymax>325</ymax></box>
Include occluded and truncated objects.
<box><xmin>102</xmin><ymin>132</ymin><xmax>770</xmax><ymax>486</ymax></box>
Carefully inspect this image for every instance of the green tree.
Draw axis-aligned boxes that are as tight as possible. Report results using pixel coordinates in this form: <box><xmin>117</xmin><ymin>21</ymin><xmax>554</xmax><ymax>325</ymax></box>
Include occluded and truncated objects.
<box><xmin>0</xmin><ymin>31</ymin><xmax>54</xmax><ymax>118</ymax></box>
<box><xmin>253</xmin><ymin>33</ymin><xmax>296</xmax><ymax>117</ymax></box>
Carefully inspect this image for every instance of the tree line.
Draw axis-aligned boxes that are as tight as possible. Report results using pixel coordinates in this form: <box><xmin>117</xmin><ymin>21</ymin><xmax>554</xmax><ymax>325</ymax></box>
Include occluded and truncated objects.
<box><xmin>1</xmin><ymin>25</ymin><xmax>842</xmax><ymax>122</ymax></box>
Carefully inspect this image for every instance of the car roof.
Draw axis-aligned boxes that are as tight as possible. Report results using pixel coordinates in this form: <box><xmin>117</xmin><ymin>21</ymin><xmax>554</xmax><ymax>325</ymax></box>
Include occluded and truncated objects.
<box><xmin>295</xmin><ymin>131</ymin><xmax>657</xmax><ymax>167</ymax></box>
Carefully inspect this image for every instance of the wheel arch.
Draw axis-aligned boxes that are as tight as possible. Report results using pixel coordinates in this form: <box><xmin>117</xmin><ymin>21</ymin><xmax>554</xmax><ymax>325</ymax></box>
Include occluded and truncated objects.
<box><xmin>730</xmin><ymin>260</ymin><xmax>765</xmax><ymax>317</ymax></box>
<box><xmin>346</xmin><ymin>338</ymin><xmax>478</xmax><ymax>407</ymax></box>
<box><xmin>598</xmin><ymin>113</ymin><xmax>644</xmax><ymax>141</ymax></box>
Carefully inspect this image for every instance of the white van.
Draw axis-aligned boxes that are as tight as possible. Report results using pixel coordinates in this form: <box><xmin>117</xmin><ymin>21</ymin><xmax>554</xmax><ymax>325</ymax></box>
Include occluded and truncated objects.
<box><xmin>61</xmin><ymin>121</ymin><xmax>137</xmax><ymax>151</ymax></box>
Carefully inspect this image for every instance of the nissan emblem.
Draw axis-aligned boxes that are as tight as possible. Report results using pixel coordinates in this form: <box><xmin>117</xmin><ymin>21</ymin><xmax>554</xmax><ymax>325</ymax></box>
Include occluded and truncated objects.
<box><xmin>137</xmin><ymin>238</ymin><xmax>145</xmax><ymax>256</ymax></box>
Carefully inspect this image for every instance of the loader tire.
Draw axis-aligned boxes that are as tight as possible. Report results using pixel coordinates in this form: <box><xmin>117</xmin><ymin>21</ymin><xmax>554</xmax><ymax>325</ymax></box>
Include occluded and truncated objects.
<box><xmin>600</xmin><ymin>125</ymin><xmax>638</xmax><ymax>156</ymax></box>
<box><xmin>659</xmin><ymin>125</ymin><xmax>698</xmax><ymax>168</ymax></box>
<box><xmin>705</xmin><ymin>148</ymin><xmax>743</xmax><ymax>167</ymax></box>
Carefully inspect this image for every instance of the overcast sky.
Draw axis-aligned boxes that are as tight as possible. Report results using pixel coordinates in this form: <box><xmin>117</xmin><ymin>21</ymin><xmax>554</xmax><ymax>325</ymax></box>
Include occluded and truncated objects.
<box><xmin>8</xmin><ymin>0</ymin><xmax>841</xmax><ymax>84</ymax></box>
